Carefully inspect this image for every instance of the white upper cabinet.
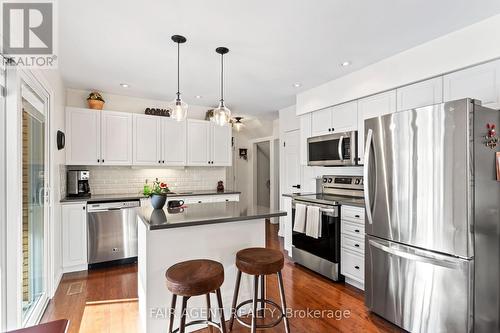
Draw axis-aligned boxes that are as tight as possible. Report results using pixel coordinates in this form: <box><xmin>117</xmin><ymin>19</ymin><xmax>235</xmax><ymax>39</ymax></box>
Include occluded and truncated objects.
<box><xmin>331</xmin><ymin>101</ymin><xmax>358</xmax><ymax>133</ymax></box>
<box><xmin>299</xmin><ymin>113</ymin><xmax>311</xmax><ymax>166</ymax></box>
<box><xmin>66</xmin><ymin>107</ymin><xmax>101</xmax><ymax>165</ymax></box>
<box><xmin>187</xmin><ymin>119</ymin><xmax>211</xmax><ymax>166</ymax></box>
<box><xmin>359</xmin><ymin>90</ymin><xmax>397</xmax><ymax>119</ymax></box>
<box><xmin>162</xmin><ymin>118</ymin><xmax>186</xmax><ymax>166</ymax></box>
<box><xmin>133</xmin><ymin>114</ymin><xmax>161</xmax><ymax>165</ymax></box>
<box><xmin>443</xmin><ymin>59</ymin><xmax>500</xmax><ymax>109</ymax></box>
<box><xmin>211</xmin><ymin>123</ymin><xmax>232</xmax><ymax>166</ymax></box>
<box><xmin>397</xmin><ymin>77</ymin><xmax>443</xmax><ymax>111</ymax></box>
<box><xmin>358</xmin><ymin>90</ymin><xmax>397</xmax><ymax>164</ymax></box>
<box><xmin>310</xmin><ymin>101</ymin><xmax>358</xmax><ymax>137</ymax></box>
<box><xmin>101</xmin><ymin>111</ymin><xmax>133</xmax><ymax>165</ymax></box>
<box><xmin>311</xmin><ymin>107</ymin><xmax>333</xmax><ymax>137</ymax></box>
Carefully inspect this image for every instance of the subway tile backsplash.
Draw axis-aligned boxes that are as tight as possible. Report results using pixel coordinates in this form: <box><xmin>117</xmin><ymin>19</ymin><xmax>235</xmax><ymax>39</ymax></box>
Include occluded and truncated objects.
<box><xmin>65</xmin><ymin>166</ymin><xmax>226</xmax><ymax>196</ymax></box>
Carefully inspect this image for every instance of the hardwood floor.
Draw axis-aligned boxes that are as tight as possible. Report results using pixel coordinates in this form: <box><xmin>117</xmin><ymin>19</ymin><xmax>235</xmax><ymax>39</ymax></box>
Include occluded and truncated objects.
<box><xmin>42</xmin><ymin>222</ymin><xmax>402</xmax><ymax>333</ymax></box>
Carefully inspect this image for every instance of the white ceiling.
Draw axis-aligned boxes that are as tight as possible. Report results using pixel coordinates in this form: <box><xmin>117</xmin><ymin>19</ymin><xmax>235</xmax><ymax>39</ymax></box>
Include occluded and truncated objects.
<box><xmin>59</xmin><ymin>0</ymin><xmax>500</xmax><ymax>116</ymax></box>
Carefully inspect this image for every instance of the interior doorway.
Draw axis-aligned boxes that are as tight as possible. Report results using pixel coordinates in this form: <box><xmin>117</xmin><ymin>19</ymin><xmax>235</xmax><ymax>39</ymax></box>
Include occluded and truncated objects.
<box><xmin>256</xmin><ymin>141</ymin><xmax>270</xmax><ymax>207</ymax></box>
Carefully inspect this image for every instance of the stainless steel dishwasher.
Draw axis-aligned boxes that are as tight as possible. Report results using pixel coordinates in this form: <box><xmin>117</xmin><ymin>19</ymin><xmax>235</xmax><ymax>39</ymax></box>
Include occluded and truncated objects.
<box><xmin>87</xmin><ymin>200</ymin><xmax>140</xmax><ymax>266</ymax></box>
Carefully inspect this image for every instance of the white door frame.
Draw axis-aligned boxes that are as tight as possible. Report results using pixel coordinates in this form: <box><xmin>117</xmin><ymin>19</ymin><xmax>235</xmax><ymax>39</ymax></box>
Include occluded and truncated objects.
<box><xmin>250</xmin><ymin>135</ymin><xmax>280</xmax><ymax>222</ymax></box>
<box><xmin>0</xmin><ymin>57</ymin><xmax>7</xmax><ymax>332</ymax></box>
<box><xmin>4</xmin><ymin>67</ymin><xmax>53</xmax><ymax>329</ymax></box>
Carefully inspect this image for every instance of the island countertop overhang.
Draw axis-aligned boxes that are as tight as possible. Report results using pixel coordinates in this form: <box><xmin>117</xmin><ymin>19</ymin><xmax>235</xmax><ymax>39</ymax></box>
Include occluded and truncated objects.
<box><xmin>138</xmin><ymin>201</ymin><xmax>286</xmax><ymax>230</ymax></box>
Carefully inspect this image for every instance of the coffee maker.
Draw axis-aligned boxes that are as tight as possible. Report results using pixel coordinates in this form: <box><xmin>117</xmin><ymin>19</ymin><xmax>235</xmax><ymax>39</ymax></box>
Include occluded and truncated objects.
<box><xmin>67</xmin><ymin>170</ymin><xmax>91</xmax><ymax>197</ymax></box>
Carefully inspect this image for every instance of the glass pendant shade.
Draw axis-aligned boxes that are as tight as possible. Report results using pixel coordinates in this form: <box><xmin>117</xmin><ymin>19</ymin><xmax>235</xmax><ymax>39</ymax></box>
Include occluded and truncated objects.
<box><xmin>170</xmin><ymin>35</ymin><xmax>188</xmax><ymax>121</ymax></box>
<box><xmin>170</xmin><ymin>96</ymin><xmax>188</xmax><ymax>121</ymax></box>
<box><xmin>212</xmin><ymin>102</ymin><xmax>231</xmax><ymax>126</ymax></box>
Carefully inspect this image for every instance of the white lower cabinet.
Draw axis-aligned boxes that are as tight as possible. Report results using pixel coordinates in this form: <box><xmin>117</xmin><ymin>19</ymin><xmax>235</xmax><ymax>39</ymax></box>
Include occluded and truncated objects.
<box><xmin>341</xmin><ymin>205</ymin><xmax>365</xmax><ymax>290</ymax></box>
<box><xmin>61</xmin><ymin>203</ymin><xmax>88</xmax><ymax>272</ymax></box>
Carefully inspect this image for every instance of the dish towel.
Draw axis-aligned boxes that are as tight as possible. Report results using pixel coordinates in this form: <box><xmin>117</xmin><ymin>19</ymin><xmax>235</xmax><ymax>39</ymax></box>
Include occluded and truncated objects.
<box><xmin>293</xmin><ymin>203</ymin><xmax>307</xmax><ymax>233</ymax></box>
<box><xmin>306</xmin><ymin>205</ymin><xmax>322</xmax><ymax>239</ymax></box>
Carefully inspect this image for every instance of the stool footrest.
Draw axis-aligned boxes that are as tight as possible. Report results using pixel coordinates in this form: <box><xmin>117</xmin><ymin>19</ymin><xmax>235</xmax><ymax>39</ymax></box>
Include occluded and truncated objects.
<box><xmin>172</xmin><ymin>319</ymin><xmax>225</xmax><ymax>333</ymax></box>
<box><xmin>234</xmin><ymin>298</ymin><xmax>285</xmax><ymax>329</ymax></box>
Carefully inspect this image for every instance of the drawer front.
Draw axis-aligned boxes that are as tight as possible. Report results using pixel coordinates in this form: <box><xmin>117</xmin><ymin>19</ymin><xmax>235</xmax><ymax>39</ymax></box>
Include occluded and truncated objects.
<box><xmin>341</xmin><ymin>220</ymin><xmax>364</xmax><ymax>237</ymax></box>
<box><xmin>342</xmin><ymin>234</ymin><xmax>364</xmax><ymax>254</ymax></box>
<box><xmin>184</xmin><ymin>196</ymin><xmax>213</xmax><ymax>204</ymax></box>
<box><xmin>211</xmin><ymin>194</ymin><xmax>240</xmax><ymax>202</ymax></box>
<box><xmin>341</xmin><ymin>249</ymin><xmax>364</xmax><ymax>282</ymax></box>
<box><xmin>342</xmin><ymin>206</ymin><xmax>365</xmax><ymax>223</ymax></box>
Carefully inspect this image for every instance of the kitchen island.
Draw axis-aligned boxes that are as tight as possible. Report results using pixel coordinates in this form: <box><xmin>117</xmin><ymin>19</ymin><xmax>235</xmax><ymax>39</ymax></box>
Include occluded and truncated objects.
<box><xmin>137</xmin><ymin>201</ymin><xmax>286</xmax><ymax>333</ymax></box>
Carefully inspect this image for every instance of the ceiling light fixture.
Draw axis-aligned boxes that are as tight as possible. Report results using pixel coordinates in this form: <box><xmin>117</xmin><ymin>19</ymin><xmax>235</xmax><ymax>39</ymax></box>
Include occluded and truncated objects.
<box><xmin>195</xmin><ymin>95</ymin><xmax>202</xmax><ymax>99</ymax></box>
<box><xmin>232</xmin><ymin>116</ymin><xmax>244</xmax><ymax>131</ymax></box>
<box><xmin>212</xmin><ymin>47</ymin><xmax>231</xmax><ymax>126</ymax></box>
<box><xmin>120</xmin><ymin>83</ymin><xmax>129</xmax><ymax>88</ymax></box>
<box><xmin>169</xmin><ymin>35</ymin><xmax>188</xmax><ymax>121</ymax></box>
<box><xmin>341</xmin><ymin>61</ymin><xmax>351</xmax><ymax>67</ymax></box>
<box><xmin>293</xmin><ymin>82</ymin><xmax>302</xmax><ymax>88</ymax></box>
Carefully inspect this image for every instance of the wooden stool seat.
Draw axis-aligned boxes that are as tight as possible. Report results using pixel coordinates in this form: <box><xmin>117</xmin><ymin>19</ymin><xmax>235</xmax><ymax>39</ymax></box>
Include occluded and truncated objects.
<box><xmin>166</xmin><ymin>259</ymin><xmax>224</xmax><ymax>297</ymax></box>
<box><xmin>236</xmin><ymin>247</ymin><xmax>284</xmax><ymax>276</ymax></box>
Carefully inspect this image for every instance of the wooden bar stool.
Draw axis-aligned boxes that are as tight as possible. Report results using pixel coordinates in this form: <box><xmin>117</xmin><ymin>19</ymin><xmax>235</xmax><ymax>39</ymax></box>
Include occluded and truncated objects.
<box><xmin>229</xmin><ymin>247</ymin><xmax>290</xmax><ymax>333</ymax></box>
<box><xmin>166</xmin><ymin>259</ymin><xmax>227</xmax><ymax>333</ymax></box>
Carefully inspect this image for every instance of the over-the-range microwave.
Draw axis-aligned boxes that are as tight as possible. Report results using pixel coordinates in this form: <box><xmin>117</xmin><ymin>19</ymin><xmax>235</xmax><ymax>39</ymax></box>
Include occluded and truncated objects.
<box><xmin>307</xmin><ymin>131</ymin><xmax>358</xmax><ymax>166</ymax></box>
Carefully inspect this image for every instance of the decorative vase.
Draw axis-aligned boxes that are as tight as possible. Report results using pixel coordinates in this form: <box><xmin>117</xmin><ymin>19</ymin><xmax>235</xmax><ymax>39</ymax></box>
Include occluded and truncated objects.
<box><xmin>151</xmin><ymin>194</ymin><xmax>167</xmax><ymax>209</ymax></box>
<box><xmin>88</xmin><ymin>99</ymin><xmax>104</xmax><ymax>110</ymax></box>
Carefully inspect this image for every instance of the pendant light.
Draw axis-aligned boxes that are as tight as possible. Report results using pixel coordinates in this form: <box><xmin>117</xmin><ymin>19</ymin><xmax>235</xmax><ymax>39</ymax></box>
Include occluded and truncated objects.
<box><xmin>169</xmin><ymin>35</ymin><xmax>188</xmax><ymax>121</ymax></box>
<box><xmin>212</xmin><ymin>47</ymin><xmax>231</xmax><ymax>126</ymax></box>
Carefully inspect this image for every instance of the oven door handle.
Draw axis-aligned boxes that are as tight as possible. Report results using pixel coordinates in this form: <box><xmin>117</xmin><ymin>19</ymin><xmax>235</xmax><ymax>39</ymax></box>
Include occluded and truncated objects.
<box><xmin>338</xmin><ymin>135</ymin><xmax>344</xmax><ymax>161</ymax></box>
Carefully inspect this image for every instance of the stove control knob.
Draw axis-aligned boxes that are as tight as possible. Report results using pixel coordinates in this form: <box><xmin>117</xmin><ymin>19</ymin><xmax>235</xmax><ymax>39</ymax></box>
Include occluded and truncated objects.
<box><xmin>354</xmin><ymin>179</ymin><xmax>361</xmax><ymax>185</ymax></box>
<box><xmin>327</xmin><ymin>178</ymin><xmax>333</xmax><ymax>183</ymax></box>
<box><xmin>323</xmin><ymin>178</ymin><xmax>328</xmax><ymax>183</ymax></box>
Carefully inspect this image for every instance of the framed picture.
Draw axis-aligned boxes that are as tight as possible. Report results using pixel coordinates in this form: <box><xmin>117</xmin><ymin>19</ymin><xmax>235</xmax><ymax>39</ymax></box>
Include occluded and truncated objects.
<box><xmin>497</xmin><ymin>152</ymin><xmax>500</xmax><ymax>181</ymax></box>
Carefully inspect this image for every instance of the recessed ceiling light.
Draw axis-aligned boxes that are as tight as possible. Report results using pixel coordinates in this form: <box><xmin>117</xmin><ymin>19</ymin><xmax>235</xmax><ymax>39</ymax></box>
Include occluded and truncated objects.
<box><xmin>120</xmin><ymin>83</ymin><xmax>129</xmax><ymax>88</ymax></box>
<box><xmin>340</xmin><ymin>61</ymin><xmax>351</xmax><ymax>67</ymax></box>
<box><xmin>195</xmin><ymin>95</ymin><xmax>202</xmax><ymax>99</ymax></box>
<box><xmin>293</xmin><ymin>82</ymin><xmax>302</xmax><ymax>88</ymax></box>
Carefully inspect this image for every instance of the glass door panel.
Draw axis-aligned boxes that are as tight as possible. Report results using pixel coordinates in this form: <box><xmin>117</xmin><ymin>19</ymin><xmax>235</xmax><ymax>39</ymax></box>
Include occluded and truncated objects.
<box><xmin>21</xmin><ymin>94</ymin><xmax>46</xmax><ymax>322</ymax></box>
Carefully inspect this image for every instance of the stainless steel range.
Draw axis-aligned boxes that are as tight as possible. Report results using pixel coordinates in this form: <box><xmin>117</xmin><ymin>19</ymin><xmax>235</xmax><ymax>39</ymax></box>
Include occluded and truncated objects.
<box><xmin>292</xmin><ymin>175</ymin><xmax>364</xmax><ymax>281</ymax></box>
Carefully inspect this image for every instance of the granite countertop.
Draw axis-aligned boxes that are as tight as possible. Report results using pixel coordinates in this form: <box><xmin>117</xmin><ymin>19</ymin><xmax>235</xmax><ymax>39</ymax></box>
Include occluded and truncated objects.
<box><xmin>138</xmin><ymin>201</ymin><xmax>286</xmax><ymax>230</ymax></box>
<box><xmin>282</xmin><ymin>192</ymin><xmax>316</xmax><ymax>198</ymax></box>
<box><xmin>60</xmin><ymin>190</ymin><xmax>241</xmax><ymax>203</ymax></box>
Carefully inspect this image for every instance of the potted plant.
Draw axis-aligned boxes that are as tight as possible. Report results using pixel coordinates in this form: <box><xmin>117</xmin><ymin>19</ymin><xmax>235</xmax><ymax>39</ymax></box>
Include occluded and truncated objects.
<box><xmin>87</xmin><ymin>91</ymin><xmax>105</xmax><ymax>110</ymax></box>
<box><xmin>144</xmin><ymin>178</ymin><xmax>170</xmax><ymax>209</ymax></box>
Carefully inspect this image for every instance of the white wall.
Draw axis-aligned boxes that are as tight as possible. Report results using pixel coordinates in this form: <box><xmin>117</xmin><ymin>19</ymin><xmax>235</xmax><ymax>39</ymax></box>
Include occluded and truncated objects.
<box><xmin>297</xmin><ymin>13</ymin><xmax>500</xmax><ymax>115</ymax></box>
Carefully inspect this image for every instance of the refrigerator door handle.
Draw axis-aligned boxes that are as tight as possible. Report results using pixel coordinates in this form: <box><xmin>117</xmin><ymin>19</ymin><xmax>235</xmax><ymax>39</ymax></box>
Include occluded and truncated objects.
<box><xmin>338</xmin><ymin>135</ymin><xmax>344</xmax><ymax>161</ymax></box>
<box><xmin>364</xmin><ymin>129</ymin><xmax>374</xmax><ymax>225</ymax></box>
<box><xmin>368</xmin><ymin>239</ymin><xmax>468</xmax><ymax>269</ymax></box>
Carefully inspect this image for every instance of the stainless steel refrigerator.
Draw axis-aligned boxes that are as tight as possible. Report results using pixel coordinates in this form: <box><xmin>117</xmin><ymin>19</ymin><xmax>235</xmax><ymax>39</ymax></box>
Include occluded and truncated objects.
<box><xmin>364</xmin><ymin>99</ymin><xmax>500</xmax><ymax>333</ymax></box>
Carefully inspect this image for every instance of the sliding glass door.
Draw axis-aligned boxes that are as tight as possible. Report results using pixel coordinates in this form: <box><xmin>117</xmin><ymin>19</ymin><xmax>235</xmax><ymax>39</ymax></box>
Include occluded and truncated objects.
<box><xmin>20</xmin><ymin>85</ymin><xmax>48</xmax><ymax>324</ymax></box>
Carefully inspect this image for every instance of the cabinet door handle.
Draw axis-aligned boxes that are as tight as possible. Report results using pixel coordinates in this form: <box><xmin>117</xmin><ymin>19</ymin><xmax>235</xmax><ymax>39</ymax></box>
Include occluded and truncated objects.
<box><xmin>332</xmin><ymin>128</ymin><xmax>335</xmax><ymax>132</ymax></box>
<box><xmin>354</xmin><ymin>229</ymin><xmax>360</xmax><ymax>233</ymax></box>
<box><xmin>102</xmin><ymin>159</ymin><xmax>104</xmax><ymax>163</ymax></box>
<box><xmin>162</xmin><ymin>161</ymin><xmax>165</xmax><ymax>164</ymax></box>
<box><xmin>354</xmin><ymin>265</ymin><xmax>360</xmax><ymax>270</ymax></box>
<box><xmin>158</xmin><ymin>160</ymin><xmax>161</xmax><ymax>164</ymax></box>
<box><xmin>354</xmin><ymin>244</ymin><xmax>360</xmax><ymax>247</ymax></box>
<box><xmin>198</xmin><ymin>201</ymin><xmax>202</xmax><ymax>203</ymax></box>
<box><xmin>97</xmin><ymin>159</ymin><xmax>100</xmax><ymax>163</ymax></box>
<box><xmin>328</xmin><ymin>128</ymin><xmax>331</xmax><ymax>132</ymax></box>
<box><xmin>83</xmin><ymin>206</ymin><xmax>86</xmax><ymax>210</ymax></box>
<box><xmin>355</xmin><ymin>215</ymin><xmax>360</xmax><ymax>218</ymax></box>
